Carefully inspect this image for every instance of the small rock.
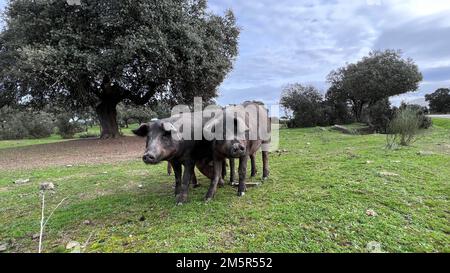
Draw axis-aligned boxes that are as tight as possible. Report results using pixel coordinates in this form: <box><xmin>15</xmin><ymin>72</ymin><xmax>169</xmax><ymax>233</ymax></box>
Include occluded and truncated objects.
<box><xmin>138</xmin><ymin>184</ymin><xmax>143</xmax><ymax>189</ymax></box>
<box><xmin>366</xmin><ymin>209</ymin><xmax>378</xmax><ymax>217</ymax></box>
<box><xmin>83</xmin><ymin>220</ymin><xmax>91</xmax><ymax>225</ymax></box>
<box><xmin>0</xmin><ymin>243</ymin><xmax>8</xmax><ymax>252</ymax></box>
<box><xmin>32</xmin><ymin>233</ymin><xmax>41</xmax><ymax>240</ymax></box>
<box><xmin>417</xmin><ymin>151</ymin><xmax>434</xmax><ymax>156</ymax></box>
<box><xmin>366</xmin><ymin>160</ymin><xmax>374</xmax><ymax>164</ymax></box>
<box><xmin>102</xmin><ymin>171</ymin><xmax>108</xmax><ymax>174</ymax></box>
<box><xmin>14</xmin><ymin>178</ymin><xmax>30</xmax><ymax>185</ymax></box>
<box><xmin>66</xmin><ymin>165</ymin><xmax>73</xmax><ymax>168</ymax></box>
<box><xmin>71</xmin><ymin>246</ymin><xmax>82</xmax><ymax>253</ymax></box>
<box><xmin>378</xmin><ymin>171</ymin><xmax>399</xmax><ymax>177</ymax></box>
<box><xmin>331</xmin><ymin>125</ymin><xmax>353</xmax><ymax>134</ymax></box>
<box><xmin>306</xmin><ymin>142</ymin><xmax>311</xmax><ymax>145</ymax></box>
<box><xmin>366</xmin><ymin>241</ymin><xmax>383</xmax><ymax>253</ymax></box>
<box><xmin>66</xmin><ymin>241</ymin><xmax>80</xmax><ymax>250</ymax></box>
<box><xmin>39</xmin><ymin>182</ymin><xmax>55</xmax><ymax>191</ymax></box>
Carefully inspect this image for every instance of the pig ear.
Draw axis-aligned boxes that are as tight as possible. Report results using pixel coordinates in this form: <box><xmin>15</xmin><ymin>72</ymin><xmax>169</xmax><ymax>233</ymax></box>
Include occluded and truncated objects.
<box><xmin>162</xmin><ymin>122</ymin><xmax>177</xmax><ymax>132</ymax></box>
<box><xmin>132</xmin><ymin>123</ymin><xmax>150</xmax><ymax>137</ymax></box>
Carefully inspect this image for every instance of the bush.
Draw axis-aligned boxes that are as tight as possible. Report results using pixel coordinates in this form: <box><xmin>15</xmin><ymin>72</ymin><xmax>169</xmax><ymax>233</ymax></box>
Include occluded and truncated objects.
<box><xmin>281</xmin><ymin>84</ymin><xmax>325</xmax><ymax>128</ymax></box>
<box><xmin>0</xmin><ymin>106</ymin><xmax>54</xmax><ymax>140</ymax></box>
<box><xmin>117</xmin><ymin>103</ymin><xmax>156</xmax><ymax>128</ymax></box>
<box><xmin>367</xmin><ymin>99</ymin><xmax>395</xmax><ymax>133</ymax></box>
<box><xmin>24</xmin><ymin>111</ymin><xmax>54</xmax><ymax>138</ymax></box>
<box><xmin>398</xmin><ymin>103</ymin><xmax>432</xmax><ymax>129</ymax></box>
<box><xmin>386</xmin><ymin>108</ymin><xmax>421</xmax><ymax>148</ymax></box>
<box><xmin>56</xmin><ymin>114</ymin><xmax>84</xmax><ymax>139</ymax></box>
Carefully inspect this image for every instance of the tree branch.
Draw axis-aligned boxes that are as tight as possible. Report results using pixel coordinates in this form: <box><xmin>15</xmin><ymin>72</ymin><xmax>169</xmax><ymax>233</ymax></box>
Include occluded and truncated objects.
<box><xmin>125</xmin><ymin>82</ymin><xmax>162</xmax><ymax>105</ymax></box>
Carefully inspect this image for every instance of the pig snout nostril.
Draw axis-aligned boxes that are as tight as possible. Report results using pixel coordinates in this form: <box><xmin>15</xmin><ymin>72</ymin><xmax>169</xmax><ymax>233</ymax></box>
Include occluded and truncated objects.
<box><xmin>239</xmin><ymin>145</ymin><xmax>245</xmax><ymax>152</ymax></box>
<box><xmin>143</xmin><ymin>154</ymin><xmax>155</xmax><ymax>162</ymax></box>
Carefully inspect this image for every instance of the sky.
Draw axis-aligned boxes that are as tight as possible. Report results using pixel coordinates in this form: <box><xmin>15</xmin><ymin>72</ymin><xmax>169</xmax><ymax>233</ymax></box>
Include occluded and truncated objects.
<box><xmin>207</xmin><ymin>0</ymin><xmax>450</xmax><ymax>106</ymax></box>
<box><xmin>1</xmin><ymin>0</ymin><xmax>450</xmax><ymax>107</ymax></box>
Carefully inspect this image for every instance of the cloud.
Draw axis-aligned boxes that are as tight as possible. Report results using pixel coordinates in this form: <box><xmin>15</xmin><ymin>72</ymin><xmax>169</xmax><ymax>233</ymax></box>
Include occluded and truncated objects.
<box><xmin>1</xmin><ymin>0</ymin><xmax>449</xmax><ymax>107</ymax></box>
<box><xmin>209</xmin><ymin>0</ymin><xmax>450</xmax><ymax>106</ymax></box>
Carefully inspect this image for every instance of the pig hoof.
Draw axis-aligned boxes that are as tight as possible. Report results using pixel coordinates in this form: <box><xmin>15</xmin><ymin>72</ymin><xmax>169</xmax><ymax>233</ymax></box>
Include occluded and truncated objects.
<box><xmin>238</xmin><ymin>192</ymin><xmax>245</xmax><ymax>197</ymax></box>
<box><xmin>205</xmin><ymin>197</ymin><xmax>213</xmax><ymax>203</ymax></box>
<box><xmin>175</xmin><ymin>194</ymin><xmax>187</xmax><ymax>205</ymax></box>
<box><xmin>193</xmin><ymin>184</ymin><xmax>201</xmax><ymax>188</ymax></box>
<box><xmin>176</xmin><ymin>202</ymin><xmax>184</xmax><ymax>206</ymax></box>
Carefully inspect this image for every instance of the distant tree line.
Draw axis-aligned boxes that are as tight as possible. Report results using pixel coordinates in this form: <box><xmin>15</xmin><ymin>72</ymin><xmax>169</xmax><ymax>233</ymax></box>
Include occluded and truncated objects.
<box><xmin>280</xmin><ymin>50</ymin><xmax>434</xmax><ymax>133</ymax></box>
<box><xmin>0</xmin><ymin>103</ymin><xmax>157</xmax><ymax>140</ymax></box>
<box><xmin>426</xmin><ymin>88</ymin><xmax>450</xmax><ymax>114</ymax></box>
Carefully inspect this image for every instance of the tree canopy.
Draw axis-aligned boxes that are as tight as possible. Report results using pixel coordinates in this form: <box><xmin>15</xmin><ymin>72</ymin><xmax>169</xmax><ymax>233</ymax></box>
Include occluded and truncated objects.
<box><xmin>280</xmin><ymin>84</ymin><xmax>325</xmax><ymax>128</ymax></box>
<box><xmin>425</xmin><ymin>88</ymin><xmax>450</xmax><ymax>114</ymax></box>
<box><xmin>326</xmin><ymin>50</ymin><xmax>422</xmax><ymax>121</ymax></box>
<box><xmin>0</xmin><ymin>0</ymin><xmax>239</xmax><ymax>138</ymax></box>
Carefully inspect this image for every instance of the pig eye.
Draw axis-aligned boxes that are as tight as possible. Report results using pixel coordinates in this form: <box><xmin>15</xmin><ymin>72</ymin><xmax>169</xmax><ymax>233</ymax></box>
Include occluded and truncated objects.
<box><xmin>162</xmin><ymin>131</ymin><xmax>172</xmax><ymax>139</ymax></box>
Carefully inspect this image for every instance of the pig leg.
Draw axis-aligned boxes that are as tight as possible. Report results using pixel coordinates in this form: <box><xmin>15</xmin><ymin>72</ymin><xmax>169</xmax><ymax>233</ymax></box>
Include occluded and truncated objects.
<box><xmin>229</xmin><ymin>158</ymin><xmax>236</xmax><ymax>185</ymax></box>
<box><xmin>172</xmin><ymin>160</ymin><xmax>182</xmax><ymax>196</ymax></box>
<box><xmin>262</xmin><ymin>151</ymin><xmax>270</xmax><ymax>180</ymax></box>
<box><xmin>219</xmin><ymin>160</ymin><xmax>226</xmax><ymax>187</ymax></box>
<box><xmin>205</xmin><ymin>159</ymin><xmax>223</xmax><ymax>201</ymax></box>
<box><xmin>191</xmin><ymin>171</ymin><xmax>200</xmax><ymax>188</ymax></box>
<box><xmin>167</xmin><ymin>162</ymin><xmax>173</xmax><ymax>176</ymax></box>
<box><xmin>176</xmin><ymin>160</ymin><xmax>195</xmax><ymax>205</ymax></box>
<box><xmin>238</xmin><ymin>156</ymin><xmax>248</xmax><ymax>197</ymax></box>
<box><xmin>250</xmin><ymin>153</ymin><xmax>257</xmax><ymax>177</ymax></box>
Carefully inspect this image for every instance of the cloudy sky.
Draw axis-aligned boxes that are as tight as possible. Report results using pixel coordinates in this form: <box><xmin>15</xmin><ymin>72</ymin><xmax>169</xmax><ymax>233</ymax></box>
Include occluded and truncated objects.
<box><xmin>208</xmin><ymin>0</ymin><xmax>450</xmax><ymax>106</ymax></box>
<box><xmin>1</xmin><ymin>0</ymin><xmax>449</xmax><ymax>106</ymax></box>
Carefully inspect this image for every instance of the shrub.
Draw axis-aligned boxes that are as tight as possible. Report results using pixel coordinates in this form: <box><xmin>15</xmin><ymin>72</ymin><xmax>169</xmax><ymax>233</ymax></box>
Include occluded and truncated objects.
<box><xmin>367</xmin><ymin>99</ymin><xmax>395</xmax><ymax>133</ymax></box>
<box><xmin>56</xmin><ymin>114</ymin><xmax>83</xmax><ymax>139</ymax></box>
<box><xmin>399</xmin><ymin>103</ymin><xmax>432</xmax><ymax>129</ymax></box>
<box><xmin>281</xmin><ymin>84</ymin><xmax>325</xmax><ymax>128</ymax></box>
<box><xmin>0</xmin><ymin>106</ymin><xmax>54</xmax><ymax>140</ymax></box>
<box><xmin>386</xmin><ymin>108</ymin><xmax>421</xmax><ymax>148</ymax></box>
<box><xmin>23</xmin><ymin>111</ymin><xmax>54</xmax><ymax>138</ymax></box>
<box><xmin>117</xmin><ymin>103</ymin><xmax>156</xmax><ymax>128</ymax></box>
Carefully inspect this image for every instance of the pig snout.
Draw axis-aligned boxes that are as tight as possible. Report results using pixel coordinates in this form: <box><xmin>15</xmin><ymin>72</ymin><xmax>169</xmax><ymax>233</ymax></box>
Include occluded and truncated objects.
<box><xmin>142</xmin><ymin>153</ymin><xmax>158</xmax><ymax>164</ymax></box>
<box><xmin>230</xmin><ymin>143</ymin><xmax>246</xmax><ymax>158</ymax></box>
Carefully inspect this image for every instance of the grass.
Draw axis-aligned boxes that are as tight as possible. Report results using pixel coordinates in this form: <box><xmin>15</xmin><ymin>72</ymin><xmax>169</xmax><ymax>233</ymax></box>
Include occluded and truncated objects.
<box><xmin>0</xmin><ymin>119</ymin><xmax>449</xmax><ymax>253</ymax></box>
<box><xmin>0</xmin><ymin>124</ymin><xmax>140</xmax><ymax>150</ymax></box>
<box><xmin>0</xmin><ymin>134</ymin><xmax>69</xmax><ymax>150</ymax></box>
<box><xmin>432</xmin><ymin>118</ymin><xmax>450</xmax><ymax>130</ymax></box>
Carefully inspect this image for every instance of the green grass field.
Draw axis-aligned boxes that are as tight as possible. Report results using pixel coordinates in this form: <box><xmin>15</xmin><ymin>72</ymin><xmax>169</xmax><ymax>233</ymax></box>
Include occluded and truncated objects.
<box><xmin>0</xmin><ymin>119</ymin><xmax>449</xmax><ymax>253</ymax></box>
<box><xmin>0</xmin><ymin>124</ymin><xmax>140</xmax><ymax>150</ymax></box>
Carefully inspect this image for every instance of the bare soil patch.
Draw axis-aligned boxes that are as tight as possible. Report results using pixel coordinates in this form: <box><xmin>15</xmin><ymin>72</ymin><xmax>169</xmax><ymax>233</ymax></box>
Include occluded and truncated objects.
<box><xmin>0</xmin><ymin>136</ymin><xmax>145</xmax><ymax>170</ymax></box>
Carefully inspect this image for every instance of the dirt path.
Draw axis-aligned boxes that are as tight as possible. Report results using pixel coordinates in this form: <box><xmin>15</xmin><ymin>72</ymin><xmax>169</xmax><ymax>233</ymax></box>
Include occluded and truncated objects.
<box><xmin>0</xmin><ymin>136</ymin><xmax>146</xmax><ymax>171</ymax></box>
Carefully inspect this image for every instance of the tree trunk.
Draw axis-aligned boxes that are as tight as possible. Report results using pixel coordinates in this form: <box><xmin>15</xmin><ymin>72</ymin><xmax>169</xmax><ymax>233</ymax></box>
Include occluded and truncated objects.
<box><xmin>352</xmin><ymin>101</ymin><xmax>365</xmax><ymax>122</ymax></box>
<box><xmin>96</xmin><ymin>100</ymin><xmax>120</xmax><ymax>139</ymax></box>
